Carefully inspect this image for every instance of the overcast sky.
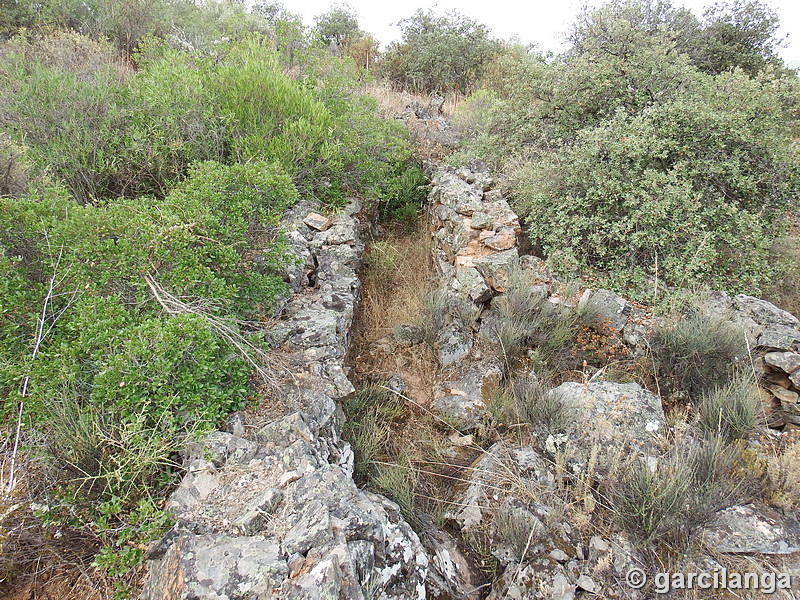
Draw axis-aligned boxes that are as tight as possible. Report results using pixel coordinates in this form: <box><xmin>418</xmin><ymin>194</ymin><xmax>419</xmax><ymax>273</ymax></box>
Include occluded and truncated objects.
<box><xmin>277</xmin><ymin>0</ymin><xmax>800</xmax><ymax>66</ymax></box>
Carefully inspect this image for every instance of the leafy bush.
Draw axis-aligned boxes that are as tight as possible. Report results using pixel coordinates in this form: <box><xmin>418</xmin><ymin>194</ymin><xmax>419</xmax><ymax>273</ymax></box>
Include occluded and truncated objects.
<box><xmin>650</xmin><ymin>311</ymin><xmax>747</xmax><ymax>401</ymax></box>
<box><xmin>380</xmin><ymin>9</ymin><xmax>500</xmax><ymax>94</ymax></box>
<box><xmin>456</xmin><ymin>0</ymin><xmax>800</xmax><ymax>301</ymax></box>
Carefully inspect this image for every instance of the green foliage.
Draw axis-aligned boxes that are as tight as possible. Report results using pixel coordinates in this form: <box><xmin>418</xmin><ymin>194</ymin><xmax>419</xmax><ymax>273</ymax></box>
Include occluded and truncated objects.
<box><xmin>693</xmin><ymin>0</ymin><xmax>786</xmax><ymax>76</ymax></box>
<box><xmin>460</xmin><ymin>0</ymin><xmax>800</xmax><ymax>300</ymax></box>
<box><xmin>0</xmin><ymin>158</ymin><xmax>296</xmax><ymax>585</ymax></box>
<box><xmin>380</xmin><ymin>8</ymin><xmax>500</xmax><ymax>93</ymax></box>
<box><xmin>650</xmin><ymin>311</ymin><xmax>747</xmax><ymax>401</ymax></box>
<box><xmin>379</xmin><ymin>164</ymin><xmax>429</xmax><ymax>224</ymax></box>
<box><xmin>313</xmin><ymin>3</ymin><xmax>361</xmax><ymax>49</ymax></box>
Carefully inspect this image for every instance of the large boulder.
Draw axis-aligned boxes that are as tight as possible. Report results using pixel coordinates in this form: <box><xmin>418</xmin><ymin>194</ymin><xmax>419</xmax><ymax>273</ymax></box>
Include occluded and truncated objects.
<box><xmin>551</xmin><ymin>382</ymin><xmax>665</xmax><ymax>473</ymax></box>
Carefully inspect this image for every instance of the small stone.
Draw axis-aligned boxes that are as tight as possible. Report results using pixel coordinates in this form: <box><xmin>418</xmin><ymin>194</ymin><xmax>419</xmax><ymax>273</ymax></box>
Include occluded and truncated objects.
<box><xmin>470</xmin><ymin>211</ymin><xmax>493</xmax><ymax>230</ymax></box>
<box><xmin>767</xmin><ymin>384</ymin><xmax>799</xmax><ymax>404</ymax></box>
<box><xmin>303</xmin><ymin>212</ymin><xmax>333</xmax><ymax>231</ymax></box>
<box><xmin>764</xmin><ymin>351</ymin><xmax>800</xmax><ymax>375</ymax></box>
<box><xmin>576</xmin><ymin>574</ymin><xmax>597</xmax><ymax>593</ymax></box>
<box><xmin>456</xmin><ymin>266</ymin><xmax>493</xmax><ymax>304</ymax></box>
<box><xmin>287</xmin><ymin>553</ymin><xmax>305</xmax><ymax>578</ymax></box>
<box><xmin>549</xmin><ymin>549</ymin><xmax>570</xmax><ymax>562</ymax></box>
<box><xmin>757</xmin><ymin>326</ymin><xmax>800</xmax><ymax>351</ymax></box>
<box><xmin>448</xmin><ymin>432</ymin><xmax>474</xmax><ymax>447</ymax></box>
<box><xmin>279</xmin><ymin>470</ymin><xmax>303</xmax><ymax>488</ymax></box>
<box><xmin>474</xmin><ymin>249</ymin><xmax>520</xmax><ymax>293</ymax></box>
<box><xmin>481</xmin><ymin>227</ymin><xmax>516</xmax><ymax>251</ymax></box>
<box><xmin>763</xmin><ymin>371</ymin><xmax>794</xmax><ymax>389</ymax></box>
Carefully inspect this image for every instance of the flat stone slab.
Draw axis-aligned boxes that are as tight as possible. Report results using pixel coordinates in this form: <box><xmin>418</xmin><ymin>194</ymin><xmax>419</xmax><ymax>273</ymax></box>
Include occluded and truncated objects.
<box><xmin>765</xmin><ymin>351</ymin><xmax>800</xmax><ymax>374</ymax></box>
<box><xmin>554</xmin><ymin>382</ymin><xmax>665</xmax><ymax>472</ymax></box>
<box><xmin>303</xmin><ymin>212</ymin><xmax>333</xmax><ymax>231</ymax></box>
<box><xmin>700</xmin><ymin>504</ymin><xmax>800</xmax><ymax>555</ymax></box>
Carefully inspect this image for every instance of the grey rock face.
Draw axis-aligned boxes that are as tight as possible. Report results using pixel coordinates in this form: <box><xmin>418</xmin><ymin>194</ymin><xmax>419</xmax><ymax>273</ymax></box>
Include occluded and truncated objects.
<box><xmin>433</xmin><ymin>361</ymin><xmax>502</xmax><ymax>429</ymax></box>
<box><xmin>578</xmin><ymin>288</ymin><xmax>630</xmax><ymax>333</ymax></box>
<box><xmin>141</xmin><ymin>200</ymin><xmax>429</xmax><ymax>600</ymax></box>
<box><xmin>700</xmin><ymin>504</ymin><xmax>800</xmax><ymax>555</ymax></box>
<box><xmin>474</xmin><ymin>249</ymin><xmax>520</xmax><ymax>293</ymax></box>
<box><xmin>553</xmin><ymin>382</ymin><xmax>665</xmax><ymax>473</ymax></box>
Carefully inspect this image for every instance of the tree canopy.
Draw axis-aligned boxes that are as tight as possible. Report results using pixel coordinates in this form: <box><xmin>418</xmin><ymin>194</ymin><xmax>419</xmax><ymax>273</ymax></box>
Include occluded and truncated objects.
<box><xmin>380</xmin><ymin>9</ymin><xmax>500</xmax><ymax>93</ymax></box>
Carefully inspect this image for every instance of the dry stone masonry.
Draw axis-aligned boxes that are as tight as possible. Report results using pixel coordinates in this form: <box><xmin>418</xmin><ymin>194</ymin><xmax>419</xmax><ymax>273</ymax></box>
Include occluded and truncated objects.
<box><xmin>141</xmin><ymin>199</ymin><xmax>429</xmax><ymax>600</ymax></box>
<box><xmin>142</xmin><ymin>161</ymin><xmax>800</xmax><ymax>600</ymax></box>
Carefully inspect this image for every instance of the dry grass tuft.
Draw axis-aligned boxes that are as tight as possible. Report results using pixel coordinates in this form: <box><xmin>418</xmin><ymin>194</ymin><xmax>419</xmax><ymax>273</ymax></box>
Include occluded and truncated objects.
<box><xmin>349</xmin><ymin>218</ymin><xmax>438</xmax><ymax>403</ymax></box>
<box><xmin>364</xmin><ymin>81</ymin><xmax>458</xmax><ymax>119</ymax></box>
<box><xmin>0</xmin><ymin>450</ymin><xmax>112</xmax><ymax>600</ymax></box>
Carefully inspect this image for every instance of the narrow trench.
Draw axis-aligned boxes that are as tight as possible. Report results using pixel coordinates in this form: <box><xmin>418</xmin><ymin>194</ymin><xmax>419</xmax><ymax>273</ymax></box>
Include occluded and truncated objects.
<box><xmin>344</xmin><ymin>216</ymin><xmax>495</xmax><ymax>599</ymax></box>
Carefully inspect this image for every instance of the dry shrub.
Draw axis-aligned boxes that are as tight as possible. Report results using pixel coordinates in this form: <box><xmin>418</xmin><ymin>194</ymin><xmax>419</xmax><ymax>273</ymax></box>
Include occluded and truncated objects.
<box><xmin>0</xmin><ymin>29</ymin><xmax>129</xmax><ymax>83</ymax></box>
<box><xmin>763</xmin><ymin>229</ymin><xmax>800</xmax><ymax>317</ymax></box>
<box><xmin>364</xmin><ymin>81</ymin><xmax>457</xmax><ymax>119</ymax></box>
<box><xmin>766</xmin><ymin>433</ymin><xmax>800</xmax><ymax>511</ymax></box>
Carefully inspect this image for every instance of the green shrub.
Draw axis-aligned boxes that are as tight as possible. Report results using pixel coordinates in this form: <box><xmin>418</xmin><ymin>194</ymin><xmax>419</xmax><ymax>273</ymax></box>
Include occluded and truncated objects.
<box><xmin>380</xmin><ymin>8</ymin><xmax>500</xmax><ymax>94</ymax></box>
<box><xmin>611</xmin><ymin>455</ymin><xmax>691</xmax><ymax>547</ymax></box>
<box><xmin>484</xmin><ymin>273</ymin><xmax>577</xmax><ymax>375</ymax></box>
<box><xmin>697</xmin><ymin>373</ymin><xmax>760</xmax><ymax>441</ymax></box>
<box><xmin>650</xmin><ymin>311</ymin><xmax>747</xmax><ymax>401</ymax></box>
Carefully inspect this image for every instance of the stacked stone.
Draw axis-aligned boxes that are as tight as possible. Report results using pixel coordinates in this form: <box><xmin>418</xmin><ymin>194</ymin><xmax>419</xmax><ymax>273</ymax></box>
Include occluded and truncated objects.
<box><xmin>141</xmin><ymin>200</ymin><xmax>430</xmax><ymax>600</ymax></box>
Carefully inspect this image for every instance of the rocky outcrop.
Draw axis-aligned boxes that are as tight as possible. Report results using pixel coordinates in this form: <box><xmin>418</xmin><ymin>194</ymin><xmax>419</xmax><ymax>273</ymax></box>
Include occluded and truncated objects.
<box><xmin>141</xmin><ymin>200</ymin><xmax>429</xmax><ymax>600</ymax></box>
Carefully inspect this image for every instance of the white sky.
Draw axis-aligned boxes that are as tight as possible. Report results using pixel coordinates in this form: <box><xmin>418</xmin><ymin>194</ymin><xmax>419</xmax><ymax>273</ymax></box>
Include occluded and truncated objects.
<box><xmin>277</xmin><ymin>0</ymin><xmax>800</xmax><ymax>66</ymax></box>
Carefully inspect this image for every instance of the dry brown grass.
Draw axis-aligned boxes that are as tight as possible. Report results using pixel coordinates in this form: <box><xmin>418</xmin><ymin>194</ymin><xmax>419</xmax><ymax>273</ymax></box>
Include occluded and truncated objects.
<box><xmin>0</xmin><ymin>454</ymin><xmax>112</xmax><ymax>600</ymax></box>
<box><xmin>364</xmin><ymin>81</ymin><xmax>459</xmax><ymax>119</ymax></box>
<box><xmin>349</xmin><ymin>218</ymin><xmax>439</xmax><ymax>404</ymax></box>
<box><xmin>763</xmin><ymin>227</ymin><xmax>800</xmax><ymax>317</ymax></box>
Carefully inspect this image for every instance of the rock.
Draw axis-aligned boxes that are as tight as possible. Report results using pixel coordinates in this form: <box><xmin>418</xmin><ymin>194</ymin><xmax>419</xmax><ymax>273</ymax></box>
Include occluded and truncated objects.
<box><xmin>434</xmin><ymin>362</ymin><xmax>502</xmax><ymax>430</ymax></box>
<box><xmin>764</xmin><ymin>352</ymin><xmax>800</xmax><ymax>374</ymax></box>
<box><xmin>734</xmin><ymin>295</ymin><xmax>800</xmax><ymax>328</ymax></box>
<box><xmin>470</xmin><ymin>211</ymin><xmax>493</xmax><ymax>230</ymax></box>
<box><xmin>422</xmin><ymin>527</ymin><xmax>484</xmax><ymax>600</ymax></box>
<box><xmin>304</xmin><ymin>212</ymin><xmax>333</xmax><ymax>231</ymax></box>
<box><xmin>455</xmin><ymin>198</ymin><xmax>484</xmax><ymax>216</ymax></box>
<box><xmin>435</xmin><ymin>325</ymin><xmax>474</xmax><ymax>366</ymax></box>
<box><xmin>791</xmin><ymin>371</ymin><xmax>800</xmax><ymax>389</ymax></box>
<box><xmin>481</xmin><ymin>227</ymin><xmax>517</xmax><ymax>251</ymax></box>
<box><xmin>474</xmin><ymin>249</ymin><xmax>520</xmax><ymax>293</ymax></box>
<box><xmin>185</xmin><ymin>431</ymin><xmax>260</xmax><ymax>468</ymax></box>
<box><xmin>758</xmin><ymin>326</ymin><xmax>800</xmax><ymax>351</ymax></box>
<box><xmin>700</xmin><ymin>504</ymin><xmax>800</xmax><ymax>554</ymax></box>
<box><xmin>482</xmin><ymin>199</ymin><xmax>521</xmax><ymax>232</ymax></box>
<box><xmin>282</xmin><ymin>500</ymin><xmax>333</xmax><ymax>555</ymax></box>
<box><xmin>487</xmin><ymin>558</ymin><xmax>575</xmax><ymax>600</ymax></box>
<box><xmin>766</xmin><ymin>384</ymin><xmax>799</xmax><ymax>404</ymax></box>
<box><xmin>576</xmin><ymin>574</ymin><xmax>597</xmax><ymax>593</ymax></box>
<box><xmin>455</xmin><ymin>266</ymin><xmax>493</xmax><ymax>304</ymax></box>
<box><xmin>448</xmin><ymin>442</ymin><xmax>557</xmax><ymax>532</ymax></box>
<box><xmin>553</xmin><ymin>382</ymin><xmax>665</xmax><ymax>473</ymax></box>
<box><xmin>233</xmin><ymin>488</ymin><xmax>284</xmax><ymax>535</ymax></box>
<box><xmin>140</xmin><ymin>534</ymin><xmax>288</xmax><ymax>600</ymax></box>
<box><xmin>578</xmin><ymin>288</ymin><xmax>630</xmax><ymax>333</ymax></box>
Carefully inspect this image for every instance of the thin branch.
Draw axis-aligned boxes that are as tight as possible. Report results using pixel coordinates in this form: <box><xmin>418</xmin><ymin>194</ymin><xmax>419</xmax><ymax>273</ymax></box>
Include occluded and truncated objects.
<box><xmin>144</xmin><ymin>273</ymin><xmax>290</xmax><ymax>389</ymax></box>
